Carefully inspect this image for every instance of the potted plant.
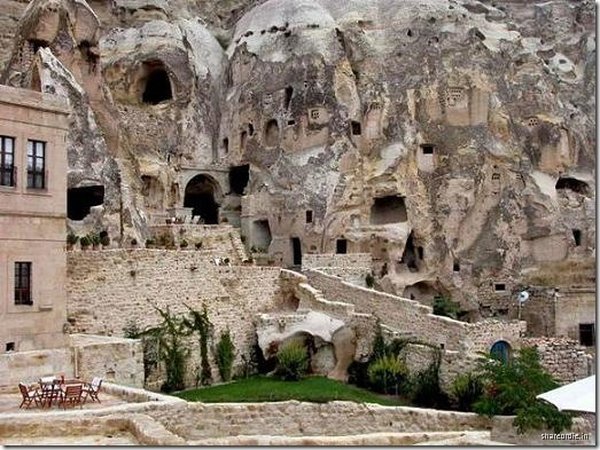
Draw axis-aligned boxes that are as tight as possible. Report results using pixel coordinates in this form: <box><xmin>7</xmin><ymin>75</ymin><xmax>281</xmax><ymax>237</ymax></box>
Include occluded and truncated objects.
<box><xmin>131</xmin><ymin>238</ymin><xmax>138</xmax><ymax>248</ymax></box>
<box><xmin>100</xmin><ymin>231</ymin><xmax>110</xmax><ymax>249</ymax></box>
<box><xmin>90</xmin><ymin>233</ymin><xmax>101</xmax><ymax>250</ymax></box>
<box><xmin>66</xmin><ymin>233</ymin><xmax>79</xmax><ymax>251</ymax></box>
<box><xmin>80</xmin><ymin>235</ymin><xmax>91</xmax><ymax>251</ymax></box>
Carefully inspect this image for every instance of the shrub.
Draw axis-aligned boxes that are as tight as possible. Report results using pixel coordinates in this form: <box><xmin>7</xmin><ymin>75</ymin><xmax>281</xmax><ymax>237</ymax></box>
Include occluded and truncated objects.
<box><xmin>215</xmin><ymin>329</ymin><xmax>236</xmax><ymax>382</ymax></box>
<box><xmin>367</xmin><ymin>354</ymin><xmax>408</xmax><ymax>395</ymax></box>
<box><xmin>474</xmin><ymin>346</ymin><xmax>572</xmax><ymax>434</ymax></box>
<box><xmin>450</xmin><ymin>372</ymin><xmax>484</xmax><ymax>412</ymax></box>
<box><xmin>365</xmin><ymin>273</ymin><xmax>375</xmax><ymax>288</ymax></box>
<box><xmin>432</xmin><ymin>296</ymin><xmax>461</xmax><ymax>320</ymax></box>
<box><xmin>410</xmin><ymin>354</ymin><xmax>450</xmax><ymax>408</ymax></box>
<box><xmin>80</xmin><ymin>235</ymin><xmax>91</xmax><ymax>248</ymax></box>
<box><xmin>180</xmin><ymin>239</ymin><xmax>189</xmax><ymax>249</ymax></box>
<box><xmin>275</xmin><ymin>341</ymin><xmax>309</xmax><ymax>381</ymax></box>
<box><xmin>89</xmin><ymin>233</ymin><xmax>101</xmax><ymax>248</ymax></box>
<box><xmin>348</xmin><ymin>360</ymin><xmax>371</xmax><ymax>388</ymax></box>
<box><xmin>66</xmin><ymin>232</ymin><xmax>79</xmax><ymax>246</ymax></box>
<box><xmin>145</xmin><ymin>238</ymin><xmax>155</xmax><ymax>248</ymax></box>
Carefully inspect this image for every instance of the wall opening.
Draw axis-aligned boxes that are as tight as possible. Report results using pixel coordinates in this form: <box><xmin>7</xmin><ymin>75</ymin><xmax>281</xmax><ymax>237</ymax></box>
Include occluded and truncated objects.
<box><xmin>240</xmin><ymin>131</ymin><xmax>247</xmax><ymax>151</ymax></box>
<box><xmin>252</xmin><ymin>219</ymin><xmax>272</xmax><ymax>252</ymax></box>
<box><xmin>183</xmin><ymin>174</ymin><xmax>219</xmax><ymax>224</ymax></box>
<box><xmin>248</xmin><ymin>123</ymin><xmax>254</xmax><ymax>136</ymax></box>
<box><xmin>264</xmin><ymin>119</ymin><xmax>279</xmax><ymax>147</ymax></box>
<box><xmin>579</xmin><ymin>323</ymin><xmax>595</xmax><ymax>346</ymax></box>
<box><xmin>555</xmin><ymin>177</ymin><xmax>589</xmax><ymax>195</ymax></box>
<box><xmin>494</xmin><ymin>282</ymin><xmax>506</xmax><ymax>292</ymax></box>
<box><xmin>222</xmin><ymin>138</ymin><xmax>229</xmax><ymax>154</ymax></box>
<box><xmin>421</xmin><ymin>144</ymin><xmax>435</xmax><ymax>155</ymax></box>
<box><xmin>291</xmin><ymin>237</ymin><xmax>302</xmax><ymax>266</ymax></box>
<box><xmin>336</xmin><ymin>239</ymin><xmax>347</xmax><ymax>254</ymax></box>
<box><xmin>306</xmin><ymin>210</ymin><xmax>313</xmax><ymax>223</ymax></box>
<box><xmin>141</xmin><ymin>175</ymin><xmax>164</xmax><ymax>210</ymax></box>
<box><xmin>67</xmin><ymin>185</ymin><xmax>105</xmax><ymax>221</ymax></box>
<box><xmin>351</xmin><ymin>121</ymin><xmax>362</xmax><ymax>135</ymax></box>
<box><xmin>399</xmin><ymin>231</ymin><xmax>418</xmax><ymax>271</ymax></box>
<box><xmin>453</xmin><ymin>260</ymin><xmax>460</xmax><ymax>272</ymax></box>
<box><xmin>402</xmin><ymin>281</ymin><xmax>442</xmax><ymax>305</ymax></box>
<box><xmin>572</xmin><ymin>229</ymin><xmax>582</xmax><ymax>246</ymax></box>
<box><xmin>284</xmin><ymin>86</ymin><xmax>293</xmax><ymax>109</ymax></box>
<box><xmin>5</xmin><ymin>342</ymin><xmax>15</xmax><ymax>352</ymax></box>
<box><xmin>370</xmin><ymin>195</ymin><xmax>408</xmax><ymax>224</ymax></box>
<box><xmin>229</xmin><ymin>164</ymin><xmax>250</xmax><ymax>195</ymax></box>
<box><xmin>417</xmin><ymin>246</ymin><xmax>424</xmax><ymax>260</ymax></box>
<box><xmin>141</xmin><ymin>61</ymin><xmax>172</xmax><ymax>105</ymax></box>
<box><xmin>490</xmin><ymin>340</ymin><xmax>511</xmax><ymax>364</ymax></box>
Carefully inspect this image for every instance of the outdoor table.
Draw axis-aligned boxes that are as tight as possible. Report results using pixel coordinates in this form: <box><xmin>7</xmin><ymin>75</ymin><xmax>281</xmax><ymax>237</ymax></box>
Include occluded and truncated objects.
<box><xmin>39</xmin><ymin>378</ymin><xmax>61</xmax><ymax>408</ymax></box>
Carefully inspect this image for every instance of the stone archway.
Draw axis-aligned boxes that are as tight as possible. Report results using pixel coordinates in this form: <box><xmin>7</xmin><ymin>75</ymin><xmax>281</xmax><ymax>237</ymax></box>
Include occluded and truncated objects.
<box><xmin>183</xmin><ymin>174</ymin><xmax>221</xmax><ymax>224</ymax></box>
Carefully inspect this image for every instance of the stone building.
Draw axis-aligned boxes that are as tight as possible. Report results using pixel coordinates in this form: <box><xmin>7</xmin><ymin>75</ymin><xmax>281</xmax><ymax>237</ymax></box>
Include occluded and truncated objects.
<box><xmin>0</xmin><ymin>84</ymin><xmax>70</xmax><ymax>352</ymax></box>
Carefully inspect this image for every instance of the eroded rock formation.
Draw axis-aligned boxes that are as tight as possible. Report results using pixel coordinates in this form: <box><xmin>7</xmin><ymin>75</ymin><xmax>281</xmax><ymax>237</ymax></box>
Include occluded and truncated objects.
<box><xmin>0</xmin><ymin>0</ymin><xmax>595</xmax><ymax>317</ymax></box>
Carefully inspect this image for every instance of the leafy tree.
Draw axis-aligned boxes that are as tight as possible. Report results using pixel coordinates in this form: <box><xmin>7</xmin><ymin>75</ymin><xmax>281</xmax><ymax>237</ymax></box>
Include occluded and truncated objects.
<box><xmin>183</xmin><ymin>304</ymin><xmax>213</xmax><ymax>386</ymax></box>
<box><xmin>474</xmin><ymin>346</ymin><xmax>572</xmax><ymax>434</ymax></box>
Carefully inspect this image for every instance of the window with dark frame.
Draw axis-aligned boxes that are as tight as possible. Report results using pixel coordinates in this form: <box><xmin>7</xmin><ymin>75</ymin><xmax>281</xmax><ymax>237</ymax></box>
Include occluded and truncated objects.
<box><xmin>14</xmin><ymin>262</ymin><xmax>32</xmax><ymax>305</ymax></box>
<box><xmin>27</xmin><ymin>140</ymin><xmax>46</xmax><ymax>189</ymax></box>
<box><xmin>0</xmin><ymin>136</ymin><xmax>15</xmax><ymax>187</ymax></box>
<box><xmin>306</xmin><ymin>210</ymin><xmax>313</xmax><ymax>223</ymax></box>
<box><xmin>5</xmin><ymin>342</ymin><xmax>15</xmax><ymax>352</ymax></box>
<box><xmin>421</xmin><ymin>144</ymin><xmax>435</xmax><ymax>155</ymax></box>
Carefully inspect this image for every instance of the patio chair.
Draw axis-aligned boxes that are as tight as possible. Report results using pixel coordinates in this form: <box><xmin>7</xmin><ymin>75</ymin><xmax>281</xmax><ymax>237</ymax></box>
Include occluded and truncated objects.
<box><xmin>38</xmin><ymin>377</ymin><xmax>61</xmax><ymax>408</ymax></box>
<box><xmin>60</xmin><ymin>384</ymin><xmax>83</xmax><ymax>409</ymax></box>
<box><xmin>18</xmin><ymin>382</ymin><xmax>41</xmax><ymax>409</ymax></box>
<box><xmin>83</xmin><ymin>377</ymin><xmax>103</xmax><ymax>403</ymax></box>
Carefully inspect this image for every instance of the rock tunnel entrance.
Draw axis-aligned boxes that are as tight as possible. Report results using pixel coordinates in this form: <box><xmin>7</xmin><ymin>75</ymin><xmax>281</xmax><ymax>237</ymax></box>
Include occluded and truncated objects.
<box><xmin>67</xmin><ymin>185</ymin><xmax>105</xmax><ymax>221</ymax></box>
<box><xmin>399</xmin><ymin>231</ymin><xmax>419</xmax><ymax>272</ymax></box>
<box><xmin>555</xmin><ymin>177</ymin><xmax>590</xmax><ymax>195</ymax></box>
<box><xmin>370</xmin><ymin>195</ymin><xmax>408</xmax><ymax>225</ymax></box>
<box><xmin>183</xmin><ymin>175</ymin><xmax>219</xmax><ymax>224</ymax></box>
<box><xmin>141</xmin><ymin>61</ymin><xmax>172</xmax><ymax>105</ymax></box>
<box><xmin>229</xmin><ymin>164</ymin><xmax>249</xmax><ymax>195</ymax></box>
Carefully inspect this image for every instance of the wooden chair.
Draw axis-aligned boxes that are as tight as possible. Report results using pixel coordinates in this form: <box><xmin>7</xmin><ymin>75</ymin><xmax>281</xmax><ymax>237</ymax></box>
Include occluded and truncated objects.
<box><xmin>18</xmin><ymin>383</ymin><xmax>41</xmax><ymax>409</ymax></box>
<box><xmin>60</xmin><ymin>384</ymin><xmax>83</xmax><ymax>409</ymax></box>
<box><xmin>83</xmin><ymin>377</ymin><xmax>103</xmax><ymax>403</ymax></box>
<box><xmin>38</xmin><ymin>377</ymin><xmax>61</xmax><ymax>408</ymax></box>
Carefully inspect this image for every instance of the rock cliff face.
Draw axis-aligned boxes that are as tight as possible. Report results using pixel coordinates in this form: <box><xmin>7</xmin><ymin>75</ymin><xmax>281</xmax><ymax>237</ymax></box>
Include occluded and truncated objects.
<box><xmin>0</xmin><ymin>0</ymin><xmax>595</xmax><ymax>316</ymax></box>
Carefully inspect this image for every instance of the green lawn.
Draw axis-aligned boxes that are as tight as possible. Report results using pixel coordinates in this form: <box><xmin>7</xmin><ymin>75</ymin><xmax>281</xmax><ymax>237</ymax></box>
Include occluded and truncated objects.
<box><xmin>175</xmin><ymin>376</ymin><xmax>404</xmax><ymax>406</ymax></box>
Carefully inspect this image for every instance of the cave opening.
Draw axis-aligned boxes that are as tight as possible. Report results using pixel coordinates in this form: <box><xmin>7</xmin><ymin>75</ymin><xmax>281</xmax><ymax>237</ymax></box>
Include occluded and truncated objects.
<box><xmin>370</xmin><ymin>195</ymin><xmax>408</xmax><ymax>224</ymax></box>
<box><xmin>67</xmin><ymin>185</ymin><xmax>105</xmax><ymax>221</ymax></box>
<box><xmin>252</xmin><ymin>219</ymin><xmax>272</xmax><ymax>252</ymax></box>
<box><xmin>399</xmin><ymin>231</ymin><xmax>418</xmax><ymax>272</ymax></box>
<box><xmin>142</xmin><ymin>62</ymin><xmax>172</xmax><ymax>105</ymax></box>
<box><xmin>229</xmin><ymin>164</ymin><xmax>250</xmax><ymax>195</ymax></box>
<box><xmin>284</xmin><ymin>86</ymin><xmax>293</xmax><ymax>109</ymax></box>
<box><xmin>555</xmin><ymin>177</ymin><xmax>589</xmax><ymax>195</ymax></box>
<box><xmin>183</xmin><ymin>175</ymin><xmax>219</xmax><ymax>224</ymax></box>
<box><xmin>351</xmin><ymin>121</ymin><xmax>362</xmax><ymax>135</ymax></box>
<box><xmin>572</xmin><ymin>229</ymin><xmax>582</xmax><ymax>246</ymax></box>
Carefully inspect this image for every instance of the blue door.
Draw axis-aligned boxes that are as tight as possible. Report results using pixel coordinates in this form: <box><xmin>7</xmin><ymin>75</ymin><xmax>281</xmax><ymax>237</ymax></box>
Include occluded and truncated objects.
<box><xmin>490</xmin><ymin>341</ymin><xmax>511</xmax><ymax>363</ymax></box>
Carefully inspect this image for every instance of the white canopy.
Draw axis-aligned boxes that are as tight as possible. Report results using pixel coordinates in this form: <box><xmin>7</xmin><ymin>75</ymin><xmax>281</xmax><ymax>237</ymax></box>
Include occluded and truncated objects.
<box><xmin>536</xmin><ymin>375</ymin><xmax>596</xmax><ymax>413</ymax></box>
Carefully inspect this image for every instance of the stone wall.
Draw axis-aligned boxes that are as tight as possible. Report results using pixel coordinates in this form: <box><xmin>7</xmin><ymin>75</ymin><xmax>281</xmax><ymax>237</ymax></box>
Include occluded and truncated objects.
<box><xmin>146</xmin><ymin>401</ymin><xmax>493</xmax><ymax>440</ymax></box>
<box><xmin>0</xmin><ymin>348</ymin><xmax>73</xmax><ymax>388</ymax></box>
<box><xmin>554</xmin><ymin>287</ymin><xmax>595</xmax><ymax>342</ymax></box>
<box><xmin>305</xmin><ymin>270</ymin><xmax>525</xmax><ymax>353</ymax></box>
<box><xmin>67</xmin><ymin>250</ymin><xmax>284</xmax><ymax>385</ymax></box>
<box><xmin>522</xmin><ymin>337</ymin><xmax>595</xmax><ymax>384</ymax></box>
<box><xmin>302</xmin><ymin>253</ymin><xmax>372</xmax><ymax>285</ymax></box>
<box><xmin>71</xmin><ymin>334</ymin><xmax>144</xmax><ymax>388</ymax></box>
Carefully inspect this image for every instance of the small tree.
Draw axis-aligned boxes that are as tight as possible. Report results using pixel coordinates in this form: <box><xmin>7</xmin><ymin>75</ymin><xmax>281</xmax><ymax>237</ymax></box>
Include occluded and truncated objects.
<box><xmin>474</xmin><ymin>346</ymin><xmax>572</xmax><ymax>434</ymax></box>
<box><xmin>183</xmin><ymin>304</ymin><xmax>213</xmax><ymax>386</ymax></box>
<box><xmin>215</xmin><ymin>329</ymin><xmax>236</xmax><ymax>382</ymax></box>
<box><xmin>139</xmin><ymin>304</ymin><xmax>189</xmax><ymax>392</ymax></box>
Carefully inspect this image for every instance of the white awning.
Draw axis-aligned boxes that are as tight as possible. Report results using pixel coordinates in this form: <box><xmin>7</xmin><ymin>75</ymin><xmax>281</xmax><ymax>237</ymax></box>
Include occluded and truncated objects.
<box><xmin>536</xmin><ymin>375</ymin><xmax>595</xmax><ymax>413</ymax></box>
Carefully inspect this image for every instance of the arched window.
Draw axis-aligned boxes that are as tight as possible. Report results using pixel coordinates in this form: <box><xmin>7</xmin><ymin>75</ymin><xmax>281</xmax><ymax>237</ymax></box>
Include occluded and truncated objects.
<box><xmin>490</xmin><ymin>340</ymin><xmax>511</xmax><ymax>364</ymax></box>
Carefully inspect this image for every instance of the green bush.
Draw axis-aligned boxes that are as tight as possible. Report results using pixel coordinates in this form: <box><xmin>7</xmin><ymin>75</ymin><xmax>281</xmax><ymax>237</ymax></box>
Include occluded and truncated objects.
<box><xmin>80</xmin><ymin>235</ymin><xmax>91</xmax><ymax>248</ymax></box>
<box><xmin>432</xmin><ymin>296</ymin><xmax>461</xmax><ymax>320</ymax></box>
<box><xmin>215</xmin><ymin>329</ymin><xmax>236</xmax><ymax>382</ymax></box>
<box><xmin>410</xmin><ymin>357</ymin><xmax>449</xmax><ymax>409</ymax></box>
<box><xmin>450</xmin><ymin>372</ymin><xmax>484</xmax><ymax>412</ymax></box>
<box><xmin>66</xmin><ymin>232</ymin><xmax>79</xmax><ymax>246</ymax></box>
<box><xmin>474</xmin><ymin>346</ymin><xmax>572</xmax><ymax>434</ymax></box>
<box><xmin>367</xmin><ymin>354</ymin><xmax>408</xmax><ymax>395</ymax></box>
<box><xmin>275</xmin><ymin>341</ymin><xmax>309</xmax><ymax>381</ymax></box>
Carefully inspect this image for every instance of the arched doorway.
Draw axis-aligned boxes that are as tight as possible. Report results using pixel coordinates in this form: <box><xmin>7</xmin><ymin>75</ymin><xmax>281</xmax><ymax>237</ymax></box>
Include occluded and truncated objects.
<box><xmin>490</xmin><ymin>340</ymin><xmax>511</xmax><ymax>364</ymax></box>
<box><xmin>183</xmin><ymin>175</ymin><xmax>220</xmax><ymax>224</ymax></box>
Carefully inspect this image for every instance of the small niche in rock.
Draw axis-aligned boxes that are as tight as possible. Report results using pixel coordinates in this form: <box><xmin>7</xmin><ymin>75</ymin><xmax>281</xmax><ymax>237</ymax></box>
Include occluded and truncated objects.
<box><xmin>240</xmin><ymin>130</ymin><xmax>247</xmax><ymax>151</ymax></box>
<box><xmin>336</xmin><ymin>239</ymin><xmax>347</xmax><ymax>254</ymax></box>
<box><xmin>67</xmin><ymin>185</ymin><xmax>105</xmax><ymax>221</ymax></box>
<box><xmin>264</xmin><ymin>119</ymin><xmax>279</xmax><ymax>147</ymax></box>
<box><xmin>229</xmin><ymin>164</ymin><xmax>250</xmax><ymax>195</ymax></box>
<box><xmin>555</xmin><ymin>177</ymin><xmax>589</xmax><ymax>195</ymax></box>
<box><xmin>306</xmin><ymin>210</ymin><xmax>313</xmax><ymax>223</ymax></box>
<box><xmin>284</xmin><ymin>86</ymin><xmax>293</xmax><ymax>109</ymax></box>
<box><xmin>351</xmin><ymin>121</ymin><xmax>362</xmax><ymax>135</ymax></box>
<box><xmin>421</xmin><ymin>144</ymin><xmax>435</xmax><ymax>155</ymax></box>
<box><xmin>399</xmin><ymin>231</ymin><xmax>419</xmax><ymax>272</ymax></box>
<box><xmin>248</xmin><ymin>123</ymin><xmax>254</xmax><ymax>136</ymax></box>
<box><xmin>370</xmin><ymin>195</ymin><xmax>408</xmax><ymax>224</ymax></box>
<box><xmin>453</xmin><ymin>260</ymin><xmax>460</xmax><ymax>272</ymax></box>
<box><xmin>252</xmin><ymin>219</ymin><xmax>272</xmax><ymax>251</ymax></box>
<box><xmin>222</xmin><ymin>137</ymin><xmax>229</xmax><ymax>154</ymax></box>
<box><xmin>572</xmin><ymin>229</ymin><xmax>582</xmax><ymax>246</ymax></box>
<box><xmin>141</xmin><ymin>61</ymin><xmax>172</xmax><ymax>105</ymax></box>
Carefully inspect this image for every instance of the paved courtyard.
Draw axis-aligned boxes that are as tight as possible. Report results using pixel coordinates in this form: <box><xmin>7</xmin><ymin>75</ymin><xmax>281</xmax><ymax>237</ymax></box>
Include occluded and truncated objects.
<box><xmin>0</xmin><ymin>391</ymin><xmax>127</xmax><ymax>414</ymax></box>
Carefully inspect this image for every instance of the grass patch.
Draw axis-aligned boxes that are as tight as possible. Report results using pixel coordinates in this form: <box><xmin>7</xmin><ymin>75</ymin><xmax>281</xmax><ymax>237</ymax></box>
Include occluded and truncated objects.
<box><xmin>175</xmin><ymin>376</ymin><xmax>405</xmax><ymax>406</ymax></box>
